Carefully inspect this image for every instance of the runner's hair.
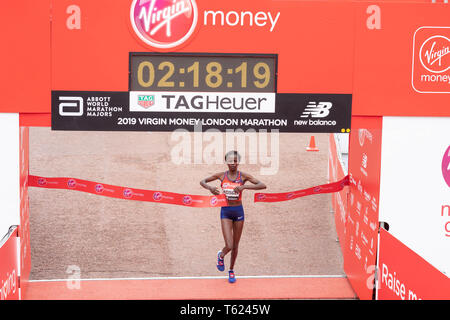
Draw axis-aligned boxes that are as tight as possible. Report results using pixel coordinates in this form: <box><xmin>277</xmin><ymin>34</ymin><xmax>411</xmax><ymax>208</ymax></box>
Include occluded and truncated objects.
<box><xmin>224</xmin><ymin>150</ymin><xmax>241</xmax><ymax>162</ymax></box>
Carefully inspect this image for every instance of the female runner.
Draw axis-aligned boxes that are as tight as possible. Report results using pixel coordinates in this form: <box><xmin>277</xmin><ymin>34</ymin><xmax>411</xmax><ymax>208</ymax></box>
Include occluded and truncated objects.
<box><xmin>200</xmin><ymin>151</ymin><xmax>266</xmax><ymax>283</ymax></box>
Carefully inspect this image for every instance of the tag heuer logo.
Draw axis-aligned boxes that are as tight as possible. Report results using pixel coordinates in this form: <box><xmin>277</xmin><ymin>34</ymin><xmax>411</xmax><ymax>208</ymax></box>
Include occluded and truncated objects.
<box><xmin>138</xmin><ymin>95</ymin><xmax>155</xmax><ymax>108</ymax></box>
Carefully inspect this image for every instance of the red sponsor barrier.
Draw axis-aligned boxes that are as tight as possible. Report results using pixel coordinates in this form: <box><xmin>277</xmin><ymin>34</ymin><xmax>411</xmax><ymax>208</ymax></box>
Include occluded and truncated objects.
<box><xmin>254</xmin><ymin>176</ymin><xmax>349</xmax><ymax>203</ymax></box>
<box><xmin>29</xmin><ymin>175</ymin><xmax>228</xmax><ymax>208</ymax></box>
<box><xmin>377</xmin><ymin>228</ymin><xmax>450</xmax><ymax>300</ymax></box>
<box><xmin>344</xmin><ymin>117</ymin><xmax>383</xmax><ymax>300</ymax></box>
<box><xmin>0</xmin><ymin>227</ymin><xmax>20</xmax><ymax>300</ymax></box>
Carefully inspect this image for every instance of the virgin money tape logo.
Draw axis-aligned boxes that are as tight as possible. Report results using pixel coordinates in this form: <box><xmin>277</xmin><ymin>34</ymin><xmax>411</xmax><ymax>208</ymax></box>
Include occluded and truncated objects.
<box><xmin>130</xmin><ymin>0</ymin><xmax>198</xmax><ymax>49</ymax></box>
<box><xmin>419</xmin><ymin>36</ymin><xmax>450</xmax><ymax>74</ymax></box>
<box><xmin>95</xmin><ymin>184</ymin><xmax>104</xmax><ymax>193</ymax></box>
<box><xmin>67</xmin><ymin>179</ymin><xmax>77</xmax><ymax>188</ymax></box>
<box><xmin>183</xmin><ymin>195</ymin><xmax>192</xmax><ymax>205</ymax></box>
<box><xmin>123</xmin><ymin>188</ymin><xmax>133</xmax><ymax>198</ymax></box>
<box><xmin>153</xmin><ymin>191</ymin><xmax>162</xmax><ymax>201</ymax></box>
<box><xmin>442</xmin><ymin>145</ymin><xmax>450</xmax><ymax>188</ymax></box>
<box><xmin>37</xmin><ymin>178</ymin><xmax>47</xmax><ymax>186</ymax></box>
<box><xmin>210</xmin><ymin>196</ymin><xmax>218</xmax><ymax>206</ymax></box>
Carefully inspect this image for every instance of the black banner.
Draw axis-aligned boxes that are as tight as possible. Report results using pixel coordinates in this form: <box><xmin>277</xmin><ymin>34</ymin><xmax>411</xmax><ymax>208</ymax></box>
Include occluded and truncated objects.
<box><xmin>51</xmin><ymin>91</ymin><xmax>351</xmax><ymax>133</ymax></box>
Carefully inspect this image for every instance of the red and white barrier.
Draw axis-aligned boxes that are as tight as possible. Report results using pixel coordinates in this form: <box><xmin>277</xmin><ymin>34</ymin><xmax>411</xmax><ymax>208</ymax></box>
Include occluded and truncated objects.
<box><xmin>377</xmin><ymin>228</ymin><xmax>450</xmax><ymax>300</ymax></box>
<box><xmin>0</xmin><ymin>226</ymin><xmax>20</xmax><ymax>300</ymax></box>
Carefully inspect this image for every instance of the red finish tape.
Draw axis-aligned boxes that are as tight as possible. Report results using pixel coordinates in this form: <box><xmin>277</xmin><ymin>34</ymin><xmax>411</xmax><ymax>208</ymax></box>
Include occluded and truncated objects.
<box><xmin>28</xmin><ymin>175</ymin><xmax>228</xmax><ymax>208</ymax></box>
<box><xmin>254</xmin><ymin>175</ymin><xmax>349</xmax><ymax>203</ymax></box>
<box><xmin>29</xmin><ymin>175</ymin><xmax>349</xmax><ymax>207</ymax></box>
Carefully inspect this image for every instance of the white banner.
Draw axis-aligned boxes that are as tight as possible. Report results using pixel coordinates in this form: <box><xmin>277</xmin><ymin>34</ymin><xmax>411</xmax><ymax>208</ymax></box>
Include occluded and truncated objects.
<box><xmin>129</xmin><ymin>91</ymin><xmax>276</xmax><ymax>113</ymax></box>
<box><xmin>379</xmin><ymin>116</ymin><xmax>450</xmax><ymax>277</ymax></box>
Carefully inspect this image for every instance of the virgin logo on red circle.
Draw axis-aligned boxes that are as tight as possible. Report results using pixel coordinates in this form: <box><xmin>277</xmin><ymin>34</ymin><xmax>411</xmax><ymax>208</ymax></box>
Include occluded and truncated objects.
<box><xmin>67</xmin><ymin>179</ymin><xmax>77</xmax><ymax>188</ymax></box>
<box><xmin>419</xmin><ymin>35</ymin><xmax>450</xmax><ymax>74</ymax></box>
<box><xmin>153</xmin><ymin>192</ymin><xmax>162</xmax><ymax>201</ymax></box>
<box><xmin>442</xmin><ymin>145</ymin><xmax>450</xmax><ymax>188</ymax></box>
<box><xmin>130</xmin><ymin>0</ymin><xmax>198</xmax><ymax>49</ymax></box>
<box><xmin>123</xmin><ymin>189</ymin><xmax>133</xmax><ymax>198</ymax></box>
<box><xmin>95</xmin><ymin>184</ymin><xmax>104</xmax><ymax>193</ymax></box>
<box><xmin>183</xmin><ymin>195</ymin><xmax>192</xmax><ymax>205</ymax></box>
<box><xmin>37</xmin><ymin>178</ymin><xmax>47</xmax><ymax>186</ymax></box>
<box><xmin>256</xmin><ymin>194</ymin><xmax>266</xmax><ymax>201</ymax></box>
<box><xmin>210</xmin><ymin>196</ymin><xmax>218</xmax><ymax>206</ymax></box>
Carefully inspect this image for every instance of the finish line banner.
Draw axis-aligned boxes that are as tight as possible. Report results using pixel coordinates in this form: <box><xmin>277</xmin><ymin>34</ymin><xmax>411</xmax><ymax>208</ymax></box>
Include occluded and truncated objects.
<box><xmin>28</xmin><ymin>175</ymin><xmax>228</xmax><ymax>208</ymax></box>
<box><xmin>29</xmin><ymin>175</ymin><xmax>349</xmax><ymax>206</ymax></box>
<box><xmin>254</xmin><ymin>176</ymin><xmax>349</xmax><ymax>203</ymax></box>
<box><xmin>51</xmin><ymin>91</ymin><xmax>352</xmax><ymax>133</ymax></box>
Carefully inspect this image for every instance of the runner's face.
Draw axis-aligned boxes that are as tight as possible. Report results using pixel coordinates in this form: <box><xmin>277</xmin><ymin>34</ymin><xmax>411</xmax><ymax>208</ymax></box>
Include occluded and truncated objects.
<box><xmin>226</xmin><ymin>155</ymin><xmax>239</xmax><ymax>171</ymax></box>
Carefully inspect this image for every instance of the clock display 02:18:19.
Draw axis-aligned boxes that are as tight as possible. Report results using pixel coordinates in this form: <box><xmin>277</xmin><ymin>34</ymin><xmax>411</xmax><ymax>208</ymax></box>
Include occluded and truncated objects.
<box><xmin>129</xmin><ymin>54</ymin><xmax>277</xmax><ymax>92</ymax></box>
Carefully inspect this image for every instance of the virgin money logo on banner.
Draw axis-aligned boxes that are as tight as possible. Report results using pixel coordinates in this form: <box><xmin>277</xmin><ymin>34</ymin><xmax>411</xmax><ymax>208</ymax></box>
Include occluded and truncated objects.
<box><xmin>153</xmin><ymin>191</ymin><xmax>162</xmax><ymax>201</ymax></box>
<box><xmin>442</xmin><ymin>145</ymin><xmax>450</xmax><ymax>188</ymax></box>
<box><xmin>123</xmin><ymin>188</ymin><xmax>133</xmax><ymax>198</ymax></box>
<box><xmin>67</xmin><ymin>179</ymin><xmax>77</xmax><ymax>188</ymax></box>
<box><xmin>419</xmin><ymin>36</ymin><xmax>450</xmax><ymax>74</ymax></box>
<box><xmin>130</xmin><ymin>0</ymin><xmax>198</xmax><ymax>49</ymax></box>
<box><xmin>95</xmin><ymin>184</ymin><xmax>104</xmax><ymax>193</ymax></box>
<box><xmin>412</xmin><ymin>27</ymin><xmax>450</xmax><ymax>93</ymax></box>
<box><xmin>183</xmin><ymin>195</ymin><xmax>192</xmax><ymax>205</ymax></box>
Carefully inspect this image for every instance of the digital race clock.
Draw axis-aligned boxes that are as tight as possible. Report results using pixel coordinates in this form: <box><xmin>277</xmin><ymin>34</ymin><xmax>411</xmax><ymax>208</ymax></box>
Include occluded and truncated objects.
<box><xmin>129</xmin><ymin>53</ymin><xmax>277</xmax><ymax>92</ymax></box>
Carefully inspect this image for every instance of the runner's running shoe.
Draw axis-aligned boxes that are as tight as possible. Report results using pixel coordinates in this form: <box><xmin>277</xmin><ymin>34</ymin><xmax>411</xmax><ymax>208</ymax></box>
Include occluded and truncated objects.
<box><xmin>228</xmin><ymin>270</ymin><xmax>236</xmax><ymax>283</ymax></box>
<box><xmin>217</xmin><ymin>251</ymin><xmax>224</xmax><ymax>271</ymax></box>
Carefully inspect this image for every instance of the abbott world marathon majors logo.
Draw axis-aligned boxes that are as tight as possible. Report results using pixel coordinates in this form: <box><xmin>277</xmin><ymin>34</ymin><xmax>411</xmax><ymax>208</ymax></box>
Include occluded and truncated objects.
<box><xmin>130</xmin><ymin>0</ymin><xmax>198</xmax><ymax>49</ymax></box>
<box><xmin>412</xmin><ymin>27</ymin><xmax>450</xmax><ymax>93</ymax></box>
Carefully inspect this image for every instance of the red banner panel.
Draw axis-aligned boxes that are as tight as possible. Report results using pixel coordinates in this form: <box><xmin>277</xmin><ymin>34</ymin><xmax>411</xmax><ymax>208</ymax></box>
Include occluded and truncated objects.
<box><xmin>0</xmin><ymin>0</ymin><xmax>51</xmax><ymax>113</ymax></box>
<box><xmin>50</xmin><ymin>0</ymin><xmax>354</xmax><ymax>95</ymax></box>
<box><xmin>353</xmin><ymin>3</ymin><xmax>450</xmax><ymax>116</ymax></box>
<box><xmin>0</xmin><ymin>227</ymin><xmax>20</xmax><ymax>300</ymax></box>
<box><xmin>344</xmin><ymin>116</ymin><xmax>383</xmax><ymax>300</ymax></box>
<box><xmin>377</xmin><ymin>228</ymin><xmax>450</xmax><ymax>300</ymax></box>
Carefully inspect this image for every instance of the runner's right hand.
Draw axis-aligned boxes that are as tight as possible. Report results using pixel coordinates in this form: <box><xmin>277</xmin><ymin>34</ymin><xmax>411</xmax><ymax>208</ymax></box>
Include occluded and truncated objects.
<box><xmin>209</xmin><ymin>186</ymin><xmax>220</xmax><ymax>195</ymax></box>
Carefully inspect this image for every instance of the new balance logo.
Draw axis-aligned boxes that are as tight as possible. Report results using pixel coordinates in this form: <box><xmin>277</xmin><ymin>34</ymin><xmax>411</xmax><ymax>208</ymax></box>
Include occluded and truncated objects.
<box><xmin>301</xmin><ymin>102</ymin><xmax>332</xmax><ymax>118</ymax></box>
<box><xmin>59</xmin><ymin>97</ymin><xmax>83</xmax><ymax>116</ymax></box>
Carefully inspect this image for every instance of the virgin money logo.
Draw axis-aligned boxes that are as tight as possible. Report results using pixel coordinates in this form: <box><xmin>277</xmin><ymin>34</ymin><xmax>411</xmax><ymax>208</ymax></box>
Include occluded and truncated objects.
<box><xmin>95</xmin><ymin>184</ymin><xmax>104</xmax><ymax>193</ymax></box>
<box><xmin>123</xmin><ymin>188</ymin><xmax>133</xmax><ymax>198</ymax></box>
<box><xmin>412</xmin><ymin>27</ymin><xmax>450</xmax><ymax>93</ymax></box>
<box><xmin>130</xmin><ymin>0</ymin><xmax>198</xmax><ymax>49</ymax></box>
<box><xmin>442</xmin><ymin>145</ymin><xmax>450</xmax><ymax>188</ymax></box>
<box><xmin>153</xmin><ymin>192</ymin><xmax>162</xmax><ymax>201</ymax></box>
<box><xmin>256</xmin><ymin>194</ymin><xmax>266</xmax><ymax>201</ymax></box>
<box><xmin>419</xmin><ymin>36</ymin><xmax>450</xmax><ymax>74</ymax></box>
<box><xmin>37</xmin><ymin>178</ymin><xmax>47</xmax><ymax>186</ymax></box>
<box><xmin>183</xmin><ymin>195</ymin><xmax>192</xmax><ymax>205</ymax></box>
<box><xmin>67</xmin><ymin>179</ymin><xmax>77</xmax><ymax>188</ymax></box>
<box><xmin>210</xmin><ymin>196</ymin><xmax>218</xmax><ymax>206</ymax></box>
